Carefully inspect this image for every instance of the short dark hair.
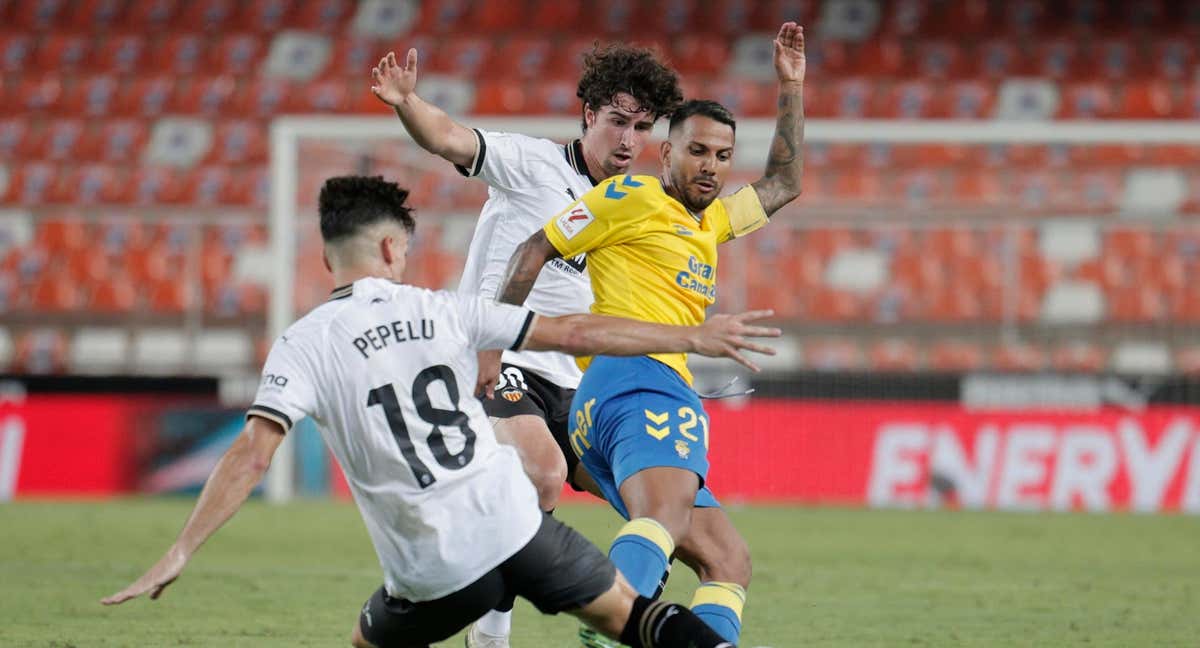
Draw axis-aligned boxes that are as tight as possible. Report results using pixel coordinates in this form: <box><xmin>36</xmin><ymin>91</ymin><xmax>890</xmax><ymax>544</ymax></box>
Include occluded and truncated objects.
<box><xmin>669</xmin><ymin>99</ymin><xmax>736</xmax><ymax>134</ymax></box>
<box><xmin>318</xmin><ymin>176</ymin><xmax>415</xmax><ymax>243</ymax></box>
<box><xmin>577</xmin><ymin>43</ymin><xmax>683</xmax><ymax>131</ymax></box>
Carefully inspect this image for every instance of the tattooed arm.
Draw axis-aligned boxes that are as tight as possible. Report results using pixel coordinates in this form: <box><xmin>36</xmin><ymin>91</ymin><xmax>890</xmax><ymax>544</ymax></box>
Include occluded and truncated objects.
<box><xmin>751</xmin><ymin>22</ymin><xmax>807</xmax><ymax>217</ymax></box>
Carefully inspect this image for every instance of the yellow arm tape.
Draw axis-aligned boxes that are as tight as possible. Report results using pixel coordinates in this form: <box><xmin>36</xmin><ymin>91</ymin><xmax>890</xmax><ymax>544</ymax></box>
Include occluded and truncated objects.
<box><xmin>690</xmin><ymin>581</ymin><xmax>747</xmax><ymax>620</ymax></box>
<box><xmin>615</xmin><ymin>517</ymin><xmax>675</xmax><ymax>557</ymax></box>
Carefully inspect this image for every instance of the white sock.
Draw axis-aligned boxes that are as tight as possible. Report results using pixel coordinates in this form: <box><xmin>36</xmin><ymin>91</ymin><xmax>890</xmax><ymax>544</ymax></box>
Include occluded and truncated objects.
<box><xmin>475</xmin><ymin>609</ymin><xmax>512</xmax><ymax>637</ymax></box>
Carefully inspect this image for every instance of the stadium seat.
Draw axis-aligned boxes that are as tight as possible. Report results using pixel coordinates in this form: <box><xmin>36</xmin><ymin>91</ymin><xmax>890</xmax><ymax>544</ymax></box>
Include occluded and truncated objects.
<box><xmin>428</xmin><ymin>36</ymin><xmax>491</xmax><ymax>77</ymax></box>
<box><xmin>180</xmin><ymin>166</ymin><xmax>233</xmax><ymax>206</ymax></box>
<box><xmin>915</xmin><ymin>40</ymin><xmax>964</xmax><ymax>80</ymax></box>
<box><xmin>228</xmin><ymin>78</ymin><xmax>305</xmax><ymax>118</ymax></box>
<box><xmin>14</xmin><ymin>328</ymin><xmax>68</xmax><ymax>375</ymax></box>
<box><xmin>1058</xmin><ymin>82</ymin><xmax>1117</xmax><ymax>119</ymax></box>
<box><xmin>31</xmin><ymin>271</ymin><xmax>83</xmax><ymax>313</ymax></box>
<box><xmin>144</xmin><ymin>118</ymin><xmax>214</xmax><ymax>168</ymax></box>
<box><xmin>931</xmin><ymin>81</ymin><xmax>997</xmax><ymax>119</ymax></box>
<box><xmin>146</xmin><ymin>277</ymin><xmax>195</xmax><ymax>314</ymax></box>
<box><xmin>57</xmin><ymin>76</ymin><xmax>120</xmax><ymax>118</ymax></box>
<box><xmin>69</xmin><ymin>327</ymin><xmax>129</xmax><ymax>374</ymax></box>
<box><xmin>325</xmin><ymin>36</ymin><xmax>386</xmax><ymax>79</ymax></box>
<box><xmin>64</xmin><ymin>0</ymin><xmax>128</xmax><ymax>31</ymax></box>
<box><xmin>993</xmin><ymin>343</ymin><xmax>1047</xmax><ymax>373</ymax></box>
<box><xmin>146</xmin><ymin>34</ymin><xmax>210</xmax><ymax>75</ymax></box>
<box><xmin>34</xmin><ymin>34</ymin><xmax>90</xmax><ymax>70</ymax></box>
<box><xmin>472</xmin><ymin>79</ymin><xmax>530</xmax><ymax>115</ymax></box>
<box><xmin>1153</xmin><ymin>38</ymin><xmax>1195</xmax><ymax>80</ymax></box>
<box><xmin>13</xmin><ymin>78</ymin><xmax>62</xmax><ymax>114</ymax></box>
<box><xmin>288</xmin><ymin>0</ymin><xmax>353</xmax><ymax>31</ymax></box>
<box><xmin>466</xmin><ymin>0</ymin><xmax>525</xmax><ymax>32</ymax></box>
<box><xmin>124</xmin><ymin>0</ymin><xmax>180</xmax><ymax>29</ymax></box>
<box><xmin>212</xmin><ymin>33</ymin><xmax>265</xmax><ymax>75</ymax></box>
<box><xmin>0</xmin><ymin>33</ymin><xmax>34</xmax><ymax>75</ymax></box>
<box><xmin>491</xmin><ymin>36</ymin><xmax>553</xmax><ymax>80</ymax></box>
<box><xmin>173</xmin><ymin>0</ymin><xmax>235</xmax><ymax>31</ymax></box>
<box><xmin>96</xmin><ymin>120</ymin><xmax>149</xmax><ymax>162</ymax></box>
<box><xmin>167</xmin><ymin>76</ymin><xmax>238</xmax><ymax>117</ymax></box>
<box><xmin>802</xmin><ymin>338</ymin><xmax>865</xmax><ymax>372</ymax></box>
<box><xmin>1051</xmin><ymin>342</ymin><xmax>1107</xmax><ymax>373</ymax></box>
<box><xmin>868</xmin><ymin>338</ymin><xmax>923</xmax><ymax>372</ymax></box>
<box><xmin>1041</xmin><ymin>280</ymin><xmax>1104</xmax><ymax>324</ymax></box>
<box><xmin>112</xmin><ymin>76</ymin><xmax>175</xmax><ymax>118</ymax></box>
<box><xmin>94</xmin><ymin>34</ymin><xmax>148</xmax><ymax>74</ymax></box>
<box><xmin>71</xmin><ymin>164</ymin><xmax>124</xmax><ymax>204</ymax></box>
<box><xmin>264</xmin><ymin>31</ymin><xmax>333</xmax><ymax>81</ymax></box>
<box><xmin>9</xmin><ymin>0</ymin><xmax>68</xmax><ymax>30</ymax></box>
<box><xmin>927</xmin><ymin>340</ymin><xmax>986</xmax><ymax>372</ymax></box>
<box><xmin>232</xmin><ymin>0</ymin><xmax>292</xmax><ymax>32</ymax></box>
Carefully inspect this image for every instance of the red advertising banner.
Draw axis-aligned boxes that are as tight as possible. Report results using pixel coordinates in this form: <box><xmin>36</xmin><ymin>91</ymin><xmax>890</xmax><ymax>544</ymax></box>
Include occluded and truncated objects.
<box><xmin>0</xmin><ymin>396</ymin><xmax>151</xmax><ymax>497</ymax></box>
<box><xmin>691</xmin><ymin>400</ymin><xmax>1200</xmax><ymax>513</ymax></box>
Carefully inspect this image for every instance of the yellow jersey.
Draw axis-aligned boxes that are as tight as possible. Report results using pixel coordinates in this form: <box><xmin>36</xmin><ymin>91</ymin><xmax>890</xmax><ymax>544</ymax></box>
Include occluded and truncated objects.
<box><xmin>543</xmin><ymin>174</ymin><xmax>768</xmax><ymax>385</ymax></box>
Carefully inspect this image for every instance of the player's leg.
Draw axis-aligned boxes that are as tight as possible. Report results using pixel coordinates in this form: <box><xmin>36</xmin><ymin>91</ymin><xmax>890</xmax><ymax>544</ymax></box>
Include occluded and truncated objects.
<box><xmin>486</xmin><ymin>364</ymin><xmax>569</xmax><ymax>511</ymax></box>
<box><xmin>502</xmin><ymin>514</ymin><xmax>732</xmax><ymax>648</ymax></box>
<box><xmin>674</xmin><ymin>506</ymin><xmax>752</xmax><ymax>643</ymax></box>
<box><xmin>353</xmin><ymin>576</ymin><xmax>504</xmax><ymax>648</ymax></box>
<box><xmin>611</xmin><ymin>466</ymin><xmax>699</xmax><ymax>595</ymax></box>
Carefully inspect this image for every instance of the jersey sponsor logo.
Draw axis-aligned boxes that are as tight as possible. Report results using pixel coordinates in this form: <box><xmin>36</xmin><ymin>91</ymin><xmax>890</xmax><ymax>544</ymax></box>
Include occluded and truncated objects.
<box><xmin>555</xmin><ymin>203</ymin><xmax>595</xmax><ymax>240</ymax></box>
<box><xmin>550</xmin><ymin>253</ymin><xmax>588</xmax><ymax>275</ymax></box>
<box><xmin>674</xmin><ymin>255</ymin><xmax>717</xmax><ymax>300</ymax></box>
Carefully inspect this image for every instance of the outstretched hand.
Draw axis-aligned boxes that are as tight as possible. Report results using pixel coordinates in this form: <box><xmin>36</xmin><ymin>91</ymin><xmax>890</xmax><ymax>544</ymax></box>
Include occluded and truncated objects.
<box><xmin>372</xmin><ymin>49</ymin><xmax>419</xmax><ymax>107</ymax></box>
<box><xmin>774</xmin><ymin>22</ymin><xmax>806</xmax><ymax>85</ymax></box>
<box><xmin>692</xmin><ymin>310</ymin><xmax>781</xmax><ymax>372</ymax></box>
<box><xmin>101</xmin><ymin>546</ymin><xmax>189</xmax><ymax>606</ymax></box>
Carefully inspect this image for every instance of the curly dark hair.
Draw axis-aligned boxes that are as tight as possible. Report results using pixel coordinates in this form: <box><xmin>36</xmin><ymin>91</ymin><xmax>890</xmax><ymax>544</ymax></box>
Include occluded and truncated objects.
<box><xmin>318</xmin><ymin>175</ymin><xmax>415</xmax><ymax>243</ymax></box>
<box><xmin>576</xmin><ymin>43</ymin><xmax>683</xmax><ymax>132</ymax></box>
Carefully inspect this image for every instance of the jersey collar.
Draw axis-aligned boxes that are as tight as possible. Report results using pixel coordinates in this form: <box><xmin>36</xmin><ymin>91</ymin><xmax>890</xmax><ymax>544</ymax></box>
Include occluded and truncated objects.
<box><xmin>329</xmin><ymin>284</ymin><xmax>353</xmax><ymax>300</ymax></box>
<box><xmin>565</xmin><ymin>139</ymin><xmax>599</xmax><ymax>186</ymax></box>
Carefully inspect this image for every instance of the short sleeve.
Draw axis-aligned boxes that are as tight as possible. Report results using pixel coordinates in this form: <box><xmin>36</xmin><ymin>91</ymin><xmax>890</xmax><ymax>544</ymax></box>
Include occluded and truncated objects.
<box><xmin>452</xmin><ymin>293</ymin><xmax>536</xmax><ymax>352</ymax></box>
<box><xmin>543</xmin><ymin>175</ymin><xmax>652</xmax><ymax>259</ymax></box>
<box><xmin>714</xmin><ymin>185</ymin><xmax>769</xmax><ymax>243</ymax></box>
<box><xmin>453</xmin><ymin>129</ymin><xmax>555</xmax><ymax>191</ymax></box>
<box><xmin>246</xmin><ymin>336</ymin><xmax>318</xmax><ymax>433</ymax></box>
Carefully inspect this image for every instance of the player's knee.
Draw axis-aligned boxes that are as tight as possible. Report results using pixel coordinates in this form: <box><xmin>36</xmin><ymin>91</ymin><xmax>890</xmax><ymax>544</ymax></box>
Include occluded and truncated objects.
<box><xmin>528</xmin><ymin>453</ymin><xmax>568</xmax><ymax>510</ymax></box>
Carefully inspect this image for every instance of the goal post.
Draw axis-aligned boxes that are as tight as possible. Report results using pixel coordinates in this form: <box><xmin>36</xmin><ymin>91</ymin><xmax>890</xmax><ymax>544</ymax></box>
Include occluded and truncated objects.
<box><xmin>265</xmin><ymin>116</ymin><xmax>1200</xmax><ymax>502</ymax></box>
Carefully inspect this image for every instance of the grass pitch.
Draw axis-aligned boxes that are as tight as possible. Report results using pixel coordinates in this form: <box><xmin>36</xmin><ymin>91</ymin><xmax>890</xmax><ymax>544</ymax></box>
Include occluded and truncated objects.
<box><xmin>1</xmin><ymin>499</ymin><xmax>1197</xmax><ymax>647</ymax></box>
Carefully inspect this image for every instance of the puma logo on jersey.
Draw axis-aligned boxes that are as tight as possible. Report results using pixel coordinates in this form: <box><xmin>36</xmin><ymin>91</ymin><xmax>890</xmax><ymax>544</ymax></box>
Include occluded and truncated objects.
<box><xmin>555</xmin><ymin>203</ymin><xmax>595</xmax><ymax>240</ymax></box>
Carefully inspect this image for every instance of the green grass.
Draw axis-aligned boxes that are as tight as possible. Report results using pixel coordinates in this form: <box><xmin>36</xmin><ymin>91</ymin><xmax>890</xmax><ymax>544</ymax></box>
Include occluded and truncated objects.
<box><xmin>1</xmin><ymin>500</ymin><xmax>1197</xmax><ymax>647</ymax></box>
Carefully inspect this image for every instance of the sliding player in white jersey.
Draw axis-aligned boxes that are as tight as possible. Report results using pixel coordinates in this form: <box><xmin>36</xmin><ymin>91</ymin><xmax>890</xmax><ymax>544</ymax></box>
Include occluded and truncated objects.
<box><xmin>371</xmin><ymin>45</ymin><xmax>683</xmax><ymax>646</ymax></box>
<box><xmin>101</xmin><ymin>176</ymin><xmax>777</xmax><ymax>648</ymax></box>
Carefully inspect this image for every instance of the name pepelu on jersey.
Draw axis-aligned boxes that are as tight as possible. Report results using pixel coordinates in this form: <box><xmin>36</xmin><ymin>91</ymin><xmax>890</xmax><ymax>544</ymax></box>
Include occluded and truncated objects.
<box><xmin>246</xmin><ymin>277</ymin><xmax>543</xmax><ymax>602</ymax></box>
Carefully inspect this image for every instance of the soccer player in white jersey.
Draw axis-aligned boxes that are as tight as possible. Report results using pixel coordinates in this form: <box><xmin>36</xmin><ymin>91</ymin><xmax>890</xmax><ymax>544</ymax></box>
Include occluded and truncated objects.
<box><xmin>371</xmin><ymin>45</ymin><xmax>683</xmax><ymax>646</ymax></box>
<box><xmin>101</xmin><ymin>176</ymin><xmax>777</xmax><ymax>648</ymax></box>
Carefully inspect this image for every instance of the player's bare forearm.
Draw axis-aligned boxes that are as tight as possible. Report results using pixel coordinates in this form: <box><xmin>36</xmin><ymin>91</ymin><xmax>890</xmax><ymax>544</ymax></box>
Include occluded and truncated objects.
<box><xmin>751</xmin><ymin>82</ymin><xmax>805</xmax><ymax>216</ymax></box>
<box><xmin>372</xmin><ymin>49</ymin><xmax>477</xmax><ymax>168</ymax></box>
<box><xmin>172</xmin><ymin>419</ymin><xmax>283</xmax><ymax>557</ymax></box>
<box><xmin>496</xmin><ymin>231</ymin><xmax>560</xmax><ymax>306</ymax></box>
<box><xmin>391</xmin><ymin>94</ymin><xmax>477</xmax><ymax>169</ymax></box>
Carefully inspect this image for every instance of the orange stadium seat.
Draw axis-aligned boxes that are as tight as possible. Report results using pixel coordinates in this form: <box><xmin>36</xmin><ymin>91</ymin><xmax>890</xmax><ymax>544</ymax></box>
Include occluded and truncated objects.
<box><xmin>206</xmin><ymin>121</ymin><xmax>267</xmax><ymax>165</ymax></box>
<box><xmin>96</xmin><ymin>120</ymin><xmax>149</xmax><ymax>162</ymax></box>
<box><xmin>854</xmin><ymin>38</ymin><xmax>912</xmax><ymax>77</ymax></box>
<box><xmin>113</xmin><ymin>76</ymin><xmax>174</xmax><ymax>117</ymax></box>
<box><xmin>931</xmin><ymin>81</ymin><xmax>997</xmax><ymax>119</ymax></box>
<box><xmin>124</xmin><ymin>0</ymin><xmax>180</xmax><ymax>29</ymax></box>
<box><xmin>146</xmin><ymin>34</ymin><xmax>210</xmax><ymax>75</ymax></box>
<box><xmin>94</xmin><ymin>34</ymin><xmax>148</xmax><ymax>74</ymax></box>
<box><xmin>467</xmin><ymin>1</ymin><xmax>525</xmax><ymax>32</ymax></box>
<box><xmin>65</xmin><ymin>246</ymin><xmax>113</xmax><ymax>284</ymax></box>
<box><xmin>671</xmin><ymin>35</ymin><xmax>730</xmax><ymax>76</ymax></box>
<box><xmin>34</xmin><ymin>34</ymin><xmax>91</xmax><ymax>70</ymax></box>
<box><xmin>802</xmin><ymin>288</ymin><xmax>862</xmax><ymax>322</ymax></box>
<box><xmin>326</xmin><ymin>36</ymin><xmax>385</xmax><ymax>79</ymax></box>
<box><xmin>412</xmin><ymin>0</ymin><xmax>469</xmax><ymax>34</ymax></box>
<box><xmin>1175</xmin><ymin>345</ymin><xmax>1200</xmax><ymax>375</ymax></box>
<box><xmin>527</xmin><ymin>79</ymin><xmax>580</xmax><ymax>115</ymax></box>
<box><xmin>429</xmin><ymin>37</ymin><xmax>492</xmax><ymax>77</ymax></box>
<box><xmin>39</xmin><ymin>120</ymin><xmax>89</xmax><ymax>161</ymax></box>
<box><xmin>1035</xmin><ymin>38</ymin><xmax>1080</xmax><ymax>79</ymax></box>
<box><xmin>9</xmin><ymin>0</ymin><xmax>68</xmax><ymax>30</ymax></box>
<box><xmin>288</xmin><ymin>0</ymin><xmax>353</xmax><ymax>31</ymax></box>
<box><xmin>0</xmin><ymin>118</ymin><xmax>27</xmax><ymax>159</ymax></box>
<box><xmin>0</xmin><ymin>33</ymin><xmax>34</xmax><ymax>74</ymax></box>
<box><xmin>13</xmin><ymin>78</ymin><xmax>62</xmax><ymax>114</ymax></box>
<box><xmin>869</xmin><ymin>338</ymin><xmax>923</xmax><ymax>372</ymax></box>
<box><xmin>31</xmin><ymin>271</ymin><xmax>83</xmax><ymax>313</ymax></box>
<box><xmin>173</xmin><ymin>0</ymin><xmax>235</xmax><ymax>31</ymax></box>
<box><xmin>88</xmin><ymin>273</ymin><xmax>139</xmax><ymax>314</ymax></box>
<box><xmin>915</xmin><ymin>40</ymin><xmax>965</xmax><ymax>80</ymax></box>
<box><xmin>1153</xmin><ymin>38</ymin><xmax>1196</xmax><ymax>80</ymax></box>
<box><xmin>492</xmin><ymin>37</ymin><xmax>554</xmax><ymax>80</ymax></box>
<box><xmin>1051</xmin><ymin>342</ymin><xmax>1107</xmax><ymax>373</ymax></box>
<box><xmin>228</xmin><ymin>78</ymin><xmax>305</xmax><ymax>118</ymax></box>
<box><xmin>301</xmin><ymin>79</ymin><xmax>350</xmax><ymax>113</ymax></box>
<box><xmin>994</xmin><ymin>343</ymin><xmax>1047</xmax><ymax>372</ymax></box>
<box><xmin>63</xmin><ymin>0</ymin><xmax>128</xmax><ymax>30</ymax></box>
<box><xmin>528</xmin><ymin>1</ymin><xmax>586</xmax><ymax>32</ymax></box>
<box><xmin>212</xmin><ymin>33</ymin><xmax>264</xmax><ymax>75</ymax></box>
<box><xmin>232</xmin><ymin>0</ymin><xmax>292</xmax><ymax>32</ymax></box>
<box><xmin>147</xmin><ymin>278</ymin><xmax>194</xmax><ymax>314</ymax></box>
<box><xmin>803</xmin><ymin>338</ymin><xmax>865</xmax><ymax>372</ymax></box>
<box><xmin>14</xmin><ymin>329</ymin><xmax>68</xmax><ymax>375</ymax></box>
<box><xmin>56</xmin><ymin>75</ymin><xmax>120</xmax><ymax>117</ymax></box>
<box><xmin>168</xmin><ymin>76</ymin><xmax>238</xmax><ymax>116</ymax></box>
<box><xmin>472</xmin><ymin>79</ymin><xmax>530</xmax><ymax>115</ymax></box>
<box><xmin>1058</xmin><ymin>82</ymin><xmax>1117</xmax><ymax>119</ymax></box>
<box><xmin>928</xmin><ymin>340</ymin><xmax>986</xmax><ymax>372</ymax></box>
<box><xmin>875</xmin><ymin>80</ymin><xmax>934</xmax><ymax>118</ymax></box>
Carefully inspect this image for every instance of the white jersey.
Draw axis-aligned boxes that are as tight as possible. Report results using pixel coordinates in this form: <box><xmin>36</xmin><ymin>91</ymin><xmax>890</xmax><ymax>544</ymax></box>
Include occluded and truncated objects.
<box><xmin>248</xmin><ymin>277</ymin><xmax>542</xmax><ymax>602</ymax></box>
<box><xmin>455</xmin><ymin>129</ymin><xmax>597</xmax><ymax>388</ymax></box>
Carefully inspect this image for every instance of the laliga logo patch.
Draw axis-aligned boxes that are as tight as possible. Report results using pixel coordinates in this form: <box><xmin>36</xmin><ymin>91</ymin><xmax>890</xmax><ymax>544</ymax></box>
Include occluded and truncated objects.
<box><xmin>674</xmin><ymin>439</ymin><xmax>691</xmax><ymax>459</ymax></box>
<box><xmin>502</xmin><ymin>390</ymin><xmax>523</xmax><ymax>402</ymax></box>
<box><xmin>555</xmin><ymin>203</ymin><xmax>594</xmax><ymax>240</ymax></box>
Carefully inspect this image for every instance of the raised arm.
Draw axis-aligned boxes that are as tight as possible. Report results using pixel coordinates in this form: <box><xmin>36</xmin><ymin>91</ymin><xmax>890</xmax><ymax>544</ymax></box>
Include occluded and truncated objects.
<box><xmin>372</xmin><ymin>49</ymin><xmax>478</xmax><ymax>169</ymax></box>
<box><xmin>750</xmin><ymin>23</ymin><xmax>807</xmax><ymax>217</ymax></box>
<box><xmin>524</xmin><ymin>310</ymin><xmax>781</xmax><ymax>372</ymax></box>
<box><xmin>100</xmin><ymin>417</ymin><xmax>285</xmax><ymax>605</ymax></box>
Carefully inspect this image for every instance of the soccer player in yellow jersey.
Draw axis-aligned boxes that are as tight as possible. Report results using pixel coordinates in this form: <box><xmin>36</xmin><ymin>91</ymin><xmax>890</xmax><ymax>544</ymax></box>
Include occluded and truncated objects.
<box><xmin>495</xmin><ymin>22</ymin><xmax>807</xmax><ymax>647</ymax></box>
